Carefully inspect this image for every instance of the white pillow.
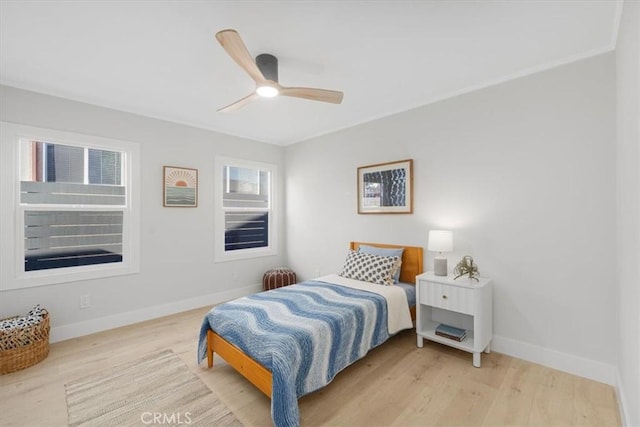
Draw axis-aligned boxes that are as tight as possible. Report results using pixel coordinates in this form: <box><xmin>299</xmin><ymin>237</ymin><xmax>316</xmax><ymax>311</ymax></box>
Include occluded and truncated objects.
<box><xmin>339</xmin><ymin>250</ymin><xmax>402</xmax><ymax>286</ymax></box>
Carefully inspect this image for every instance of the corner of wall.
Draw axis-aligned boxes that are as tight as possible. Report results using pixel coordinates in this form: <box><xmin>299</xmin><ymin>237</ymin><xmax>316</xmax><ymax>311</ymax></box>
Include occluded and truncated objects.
<box><xmin>614</xmin><ymin>368</ymin><xmax>631</xmax><ymax>427</ymax></box>
<box><xmin>491</xmin><ymin>334</ymin><xmax>617</xmax><ymax>386</ymax></box>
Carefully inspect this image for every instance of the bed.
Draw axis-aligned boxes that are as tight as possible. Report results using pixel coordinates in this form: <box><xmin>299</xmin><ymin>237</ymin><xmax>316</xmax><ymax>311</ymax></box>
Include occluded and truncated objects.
<box><xmin>197</xmin><ymin>242</ymin><xmax>423</xmax><ymax>427</ymax></box>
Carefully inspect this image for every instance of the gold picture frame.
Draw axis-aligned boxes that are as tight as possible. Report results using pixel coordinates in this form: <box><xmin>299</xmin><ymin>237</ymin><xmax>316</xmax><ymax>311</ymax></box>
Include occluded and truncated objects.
<box><xmin>163</xmin><ymin>166</ymin><xmax>198</xmax><ymax>207</ymax></box>
<box><xmin>357</xmin><ymin>159</ymin><xmax>413</xmax><ymax>214</ymax></box>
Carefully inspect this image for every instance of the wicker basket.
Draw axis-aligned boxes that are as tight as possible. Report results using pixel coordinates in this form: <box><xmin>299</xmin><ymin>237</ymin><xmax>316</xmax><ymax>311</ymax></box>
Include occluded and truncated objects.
<box><xmin>0</xmin><ymin>310</ymin><xmax>50</xmax><ymax>374</ymax></box>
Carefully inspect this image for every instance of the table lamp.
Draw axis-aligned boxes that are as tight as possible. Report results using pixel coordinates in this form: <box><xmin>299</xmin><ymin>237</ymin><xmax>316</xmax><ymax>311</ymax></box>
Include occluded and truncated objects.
<box><xmin>428</xmin><ymin>230</ymin><xmax>453</xmax><ymax>276</ymax></box>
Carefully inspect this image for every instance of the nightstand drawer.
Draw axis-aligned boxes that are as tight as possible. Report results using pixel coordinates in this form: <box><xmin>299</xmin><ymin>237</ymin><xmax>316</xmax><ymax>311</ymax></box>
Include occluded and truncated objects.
<box><xmin>419</xmin><ymin>281</ymin><xmax>475</xmax><ymax>315</ymax></box>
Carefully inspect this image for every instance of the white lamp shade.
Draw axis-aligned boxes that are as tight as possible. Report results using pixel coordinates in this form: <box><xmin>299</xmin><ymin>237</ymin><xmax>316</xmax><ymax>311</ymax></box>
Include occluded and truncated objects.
<box><xmin>428</xmin><ymin>230</ymin><xmax>453</xmax><ymax>252</ymax></box>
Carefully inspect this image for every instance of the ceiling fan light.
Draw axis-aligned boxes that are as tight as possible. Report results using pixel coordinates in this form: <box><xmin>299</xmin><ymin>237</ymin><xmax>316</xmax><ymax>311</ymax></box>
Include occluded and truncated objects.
<box><xmin>256</xmin><ymin>85</ymin><xmax>279</xmax><ymax>98</ymax></box>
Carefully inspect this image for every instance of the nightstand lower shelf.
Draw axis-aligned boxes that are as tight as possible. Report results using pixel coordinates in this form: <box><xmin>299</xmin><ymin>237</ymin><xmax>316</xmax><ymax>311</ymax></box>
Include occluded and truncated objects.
<box><xmin>415</xmin><ymin>272</ymin><xmax>493</xmax><ymax>368</ymax></box>
<box><xmin>417</xmin><ymin>328</ymin><xmax>491</xmax><ymax>367</ymax></box>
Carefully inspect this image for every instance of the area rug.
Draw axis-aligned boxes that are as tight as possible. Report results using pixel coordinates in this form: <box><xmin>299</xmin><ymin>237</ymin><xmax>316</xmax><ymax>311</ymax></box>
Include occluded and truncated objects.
<box><xmin>65</xmin><ymin>349</ymin><xmax>243</xmax><ymax>426</ymax></box>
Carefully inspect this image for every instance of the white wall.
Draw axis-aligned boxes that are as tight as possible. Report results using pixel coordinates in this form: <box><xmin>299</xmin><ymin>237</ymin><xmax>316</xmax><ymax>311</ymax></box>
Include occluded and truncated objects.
<box><xmin>616</xmin><ymin>1</ymin><xmax>640</xmax><ymax>425</ymax></box>
<box><xmin>0</xmin><ymin>85</ymin><xmax>286</xmax><ymax>340</ymax></box>
<box><xmin>0</xmin><ymin>44</ymin><xmax>629</xmax><ymax>419</ymax></box>
<box><xmin>285</xmin><ymin>53</ymin><xmax>617</xmax><ymax>384</ymax></box>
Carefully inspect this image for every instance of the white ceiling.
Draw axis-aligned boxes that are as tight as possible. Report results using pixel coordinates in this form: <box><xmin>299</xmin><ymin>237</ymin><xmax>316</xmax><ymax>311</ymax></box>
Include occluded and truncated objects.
<box><xmin>0</xmin><ymin>1</ymin><xmax>622</xmax><ymax>146</ymax></box>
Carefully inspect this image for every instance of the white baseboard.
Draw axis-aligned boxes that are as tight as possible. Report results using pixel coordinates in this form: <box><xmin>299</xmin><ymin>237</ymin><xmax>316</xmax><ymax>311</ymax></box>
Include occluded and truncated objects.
<box><xmin>49</xmin><ymin>283</ymin><xmax>261</xmax><ymax>343</ymax></box>
<box><xmin>491</xmin><ymin>334</ymin><xmax>616</xmax><ymax>385</ymax></box>
<box><xmin>493</xmin><ymin>336</ymin><xmax>633</xmax><ymax>425</ymax></box>
<box><xmin>50</xmin><ymin>296</ymin><xmax>634</xmax><ymax>425</ymax></box>
<box><xmin>614</xmin><ymin>369</ymin><xmax>632</xmax><ymax>427</ymax></box>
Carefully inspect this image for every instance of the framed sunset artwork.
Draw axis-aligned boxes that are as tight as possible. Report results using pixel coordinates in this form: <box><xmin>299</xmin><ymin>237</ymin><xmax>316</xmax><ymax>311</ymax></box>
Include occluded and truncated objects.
<box><xmin>163</xmin><ymin>166</ymin><xmax>198</xmax><ymax>207</ymax></box>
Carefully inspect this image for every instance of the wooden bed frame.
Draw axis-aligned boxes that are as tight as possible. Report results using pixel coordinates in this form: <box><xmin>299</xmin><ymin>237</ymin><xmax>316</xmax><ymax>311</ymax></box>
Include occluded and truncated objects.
<box><xmin>206</xmin><ymin>241</ymin><xmax>424</xmax><ymax>399</ymax></box>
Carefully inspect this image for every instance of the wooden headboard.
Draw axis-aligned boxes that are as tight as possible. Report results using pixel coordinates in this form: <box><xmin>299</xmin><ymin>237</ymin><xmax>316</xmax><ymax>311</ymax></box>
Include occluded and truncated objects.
<box><xmin>349</xmin><ymin>242</ymin><xmax>424</xmax><ymax>285</ymax></box>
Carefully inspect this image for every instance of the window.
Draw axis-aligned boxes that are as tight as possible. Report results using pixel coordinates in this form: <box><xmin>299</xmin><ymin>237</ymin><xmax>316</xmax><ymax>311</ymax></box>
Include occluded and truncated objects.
<box><xmin>21</xmin><ymin>141</ymin><xmax>125</xmax><ymax>271</ymax></box>
<box><xmin>0</xmin><ymin>123</ymin><xmax>140</xmax><ymax>289</ymax></box>
<box><xmin>215</xmin><ymin>157</ymin><xmax>277</xmax><ymax>261</ymax></box>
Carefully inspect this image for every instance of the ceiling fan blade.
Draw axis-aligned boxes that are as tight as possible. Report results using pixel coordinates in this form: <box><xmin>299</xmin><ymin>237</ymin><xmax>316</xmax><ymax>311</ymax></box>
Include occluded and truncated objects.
<box><xmin>217</xmin><ymin>92</ymin><xmax>259</xmax><ymax>112</ymax></box>
<box><xmin>215</xmin><ymin>29</ymin><xmax>266</xmax><ymax>83</ymax></box>
<box><xmin>279</xmin><ymin>86</ymin><xmax>344</xmax><ymax>104</ymax></box>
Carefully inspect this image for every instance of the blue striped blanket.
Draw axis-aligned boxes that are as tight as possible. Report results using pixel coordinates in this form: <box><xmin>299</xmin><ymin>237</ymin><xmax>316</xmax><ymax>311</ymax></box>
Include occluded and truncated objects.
<box><xmin>197</xmin><ymin>279</ymin><xmax>408</xmax><ymax>427</ymax></box>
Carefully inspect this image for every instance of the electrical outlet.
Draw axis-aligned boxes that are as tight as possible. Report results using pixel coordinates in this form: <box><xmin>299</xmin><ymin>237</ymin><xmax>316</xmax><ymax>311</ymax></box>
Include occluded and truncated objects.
<box><xmin>79</xmin><ymin>295</ymin><xmax>91</xmax><ymax>309</ymax></box>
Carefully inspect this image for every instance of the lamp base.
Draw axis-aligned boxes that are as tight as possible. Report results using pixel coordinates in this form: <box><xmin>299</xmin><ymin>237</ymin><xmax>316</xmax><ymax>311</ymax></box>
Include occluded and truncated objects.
<box><xmin>434</xmin><ymin>257</ymin><xmax>448</xmax><ymax>276</ymax></box>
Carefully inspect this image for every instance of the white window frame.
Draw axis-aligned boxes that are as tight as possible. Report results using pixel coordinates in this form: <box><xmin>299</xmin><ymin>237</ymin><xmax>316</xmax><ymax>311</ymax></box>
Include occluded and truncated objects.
<box><xmin>214</xmin><ymin>156</ymin><xmax>277</xmax><ymax>262</ymax></box>
<box><xmin>0</xmin><ymin>122</ymin><xmax>140</xmax><ymax>290</ymax></box>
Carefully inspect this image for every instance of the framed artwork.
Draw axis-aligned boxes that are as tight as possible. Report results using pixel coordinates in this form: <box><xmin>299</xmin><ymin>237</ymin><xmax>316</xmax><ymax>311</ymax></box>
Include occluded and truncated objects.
<box><xmin>163</xmin><ymin>166</ymin><xmax>198</xmax><ymax>207</ymax></box>
<box><xmin>357</xmin><ymin>159</ymin><xmax>413</xmax><ymax>214</ymax></box>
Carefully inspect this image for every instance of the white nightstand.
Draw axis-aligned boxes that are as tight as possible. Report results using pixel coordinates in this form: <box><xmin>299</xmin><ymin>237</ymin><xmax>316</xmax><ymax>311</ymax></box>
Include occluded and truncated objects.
<box><xmin>415</xmin><ymin>271</ymin><xmax>493</xmax><ymax>367</ymax></box>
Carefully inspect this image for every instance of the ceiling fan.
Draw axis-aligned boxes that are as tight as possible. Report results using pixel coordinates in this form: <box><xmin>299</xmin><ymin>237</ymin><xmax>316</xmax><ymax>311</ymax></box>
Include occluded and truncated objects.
<box><xmin>215</xmin><ymin>29</ymin><xmax>344</xmax><ymax>112</ymax></box>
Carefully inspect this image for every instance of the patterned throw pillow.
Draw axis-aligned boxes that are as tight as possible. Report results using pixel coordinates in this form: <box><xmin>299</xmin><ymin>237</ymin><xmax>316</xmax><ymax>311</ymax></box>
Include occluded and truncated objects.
<box><xmin>358</xmin><ymin>245</ymin><xmax>404</xmax><ymax>284</ymax></box>
<box><xmin>28</xmin><ymin>304</ymin><xmax>44</xmax><ymax>318</ymax></box>
<box><xmin>339</xmin><ymin>250</ymin><xmax>402</xmax><ymax>286</ymax></box>
<box><xmin>0</xmin><ymin>305</ymin><xmax>45</xmax><ymax>331</ymax></box>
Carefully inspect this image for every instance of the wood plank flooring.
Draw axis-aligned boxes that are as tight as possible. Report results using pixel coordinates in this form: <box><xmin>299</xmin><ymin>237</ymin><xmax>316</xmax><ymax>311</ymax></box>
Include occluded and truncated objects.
<box><xmin>0</xmin><ymin>306</ymin><xmax>621</xmax><ymax>427</ymax></box>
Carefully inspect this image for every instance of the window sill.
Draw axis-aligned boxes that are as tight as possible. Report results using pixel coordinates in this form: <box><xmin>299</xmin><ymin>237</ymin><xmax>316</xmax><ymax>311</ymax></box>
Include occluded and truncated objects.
<box><xmin>2</xmin><ymin>262</ymin><xmax>140</xmax><ymax>291</ymax></box>
<box><xmin>214</xmin><ymin>247</ymin><xmax>278</xmax><ymax>263</ymax></box>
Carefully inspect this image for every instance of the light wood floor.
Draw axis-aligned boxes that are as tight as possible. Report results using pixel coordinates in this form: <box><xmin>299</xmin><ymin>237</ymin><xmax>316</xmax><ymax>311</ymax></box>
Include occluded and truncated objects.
<box><xmin>0</xmin><ymin>306</ymin><xmax>621</xmax><ymax>427</ymax></box>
